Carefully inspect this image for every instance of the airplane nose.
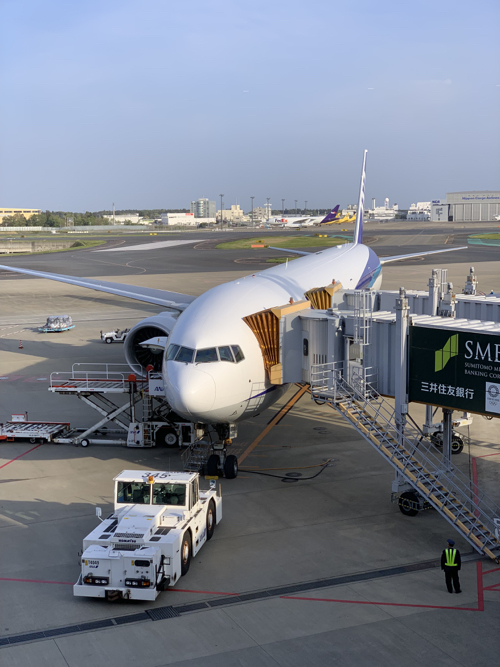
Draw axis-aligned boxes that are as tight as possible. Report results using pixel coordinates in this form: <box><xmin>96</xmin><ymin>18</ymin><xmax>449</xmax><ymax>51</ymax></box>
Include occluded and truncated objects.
<box><xmin>165</xmin><ymin>364</ymin><xmax>216</xmax><ymax>417</ymax></box>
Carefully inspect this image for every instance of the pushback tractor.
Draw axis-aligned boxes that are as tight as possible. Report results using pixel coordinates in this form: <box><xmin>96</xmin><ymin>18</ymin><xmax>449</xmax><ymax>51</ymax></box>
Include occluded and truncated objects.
<box><xmin>74</xmin><ymin>470</ymin><xmax>222</xmax><ymax>601</ymax></box>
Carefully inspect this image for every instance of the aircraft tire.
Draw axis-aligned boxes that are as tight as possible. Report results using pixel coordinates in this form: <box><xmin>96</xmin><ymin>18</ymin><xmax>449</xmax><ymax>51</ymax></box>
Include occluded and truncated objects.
<box><xmin>206</xmin><ymin>455</ymin><xmax>219</xmax><ymax>476</ymax></box>
<box><xmin>224</xmin><ymin>454</ymin><xmax>238</xmax><ymax>479</ymax></box>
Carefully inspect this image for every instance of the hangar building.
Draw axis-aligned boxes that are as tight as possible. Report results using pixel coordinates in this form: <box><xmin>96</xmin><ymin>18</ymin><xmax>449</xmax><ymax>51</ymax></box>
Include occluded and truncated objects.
<box><xmin>431</xmin><ymin>191</ymin><xmax>500</xmax><ymax>222</ymax></box>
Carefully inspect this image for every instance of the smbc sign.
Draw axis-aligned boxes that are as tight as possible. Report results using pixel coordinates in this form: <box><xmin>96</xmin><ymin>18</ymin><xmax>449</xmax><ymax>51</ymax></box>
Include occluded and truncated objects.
<box><xmin>408</xmin><ymin>326</ymin><xmax>500</xmax><ymax>416</ymax></box>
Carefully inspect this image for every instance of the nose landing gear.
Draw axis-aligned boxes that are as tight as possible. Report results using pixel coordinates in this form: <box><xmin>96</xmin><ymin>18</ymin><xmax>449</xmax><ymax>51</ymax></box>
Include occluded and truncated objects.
<box><xmin>206</xmin><ymin>449</ymin><xmax>238</xmax><ymax>479</ymax></box>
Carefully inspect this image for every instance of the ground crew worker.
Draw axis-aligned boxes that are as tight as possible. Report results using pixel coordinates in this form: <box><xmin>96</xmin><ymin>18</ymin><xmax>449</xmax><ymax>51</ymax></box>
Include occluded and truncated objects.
<box><xmin>441</xmin><ymin>539</ymin><xmax>461</xmax><ymax>593</ymax></box>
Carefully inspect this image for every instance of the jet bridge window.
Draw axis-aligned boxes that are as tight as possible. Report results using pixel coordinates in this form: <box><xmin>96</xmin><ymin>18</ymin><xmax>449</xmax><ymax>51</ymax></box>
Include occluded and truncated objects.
<box><xmin>195</xmin><ymin>347</ymin><xmax>218</xmax><ymax>363</ymax></box>
<box><xmin>117</xmin><ymin>481</ymin><xmax>151</xmax><ymax>505</ymax></box>
<box><xmin>152</xmin><ymin>483</ymin><xmax>186</xmax><ymax>506</ymax></box>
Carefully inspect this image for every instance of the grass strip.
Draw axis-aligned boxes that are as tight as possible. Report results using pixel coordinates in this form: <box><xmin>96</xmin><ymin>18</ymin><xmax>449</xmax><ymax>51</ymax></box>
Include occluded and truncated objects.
<box><xmin>216</xmin><ymin>236</ymin><xmax>350</xmax><ymax>250</ymax></box>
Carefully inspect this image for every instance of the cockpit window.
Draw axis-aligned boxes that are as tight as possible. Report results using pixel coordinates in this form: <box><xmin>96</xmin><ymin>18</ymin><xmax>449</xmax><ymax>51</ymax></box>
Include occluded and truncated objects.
<box><xmin>231</xmin><ymin>345</ymin><xmax>245</xmax><ymax>362</ymax></box>
<box><xmin>195</xmin><ymin>348</ymin><xmax>218</xmax><ymax>363</ymax></box>
<box><xmin>167</xmin><ymin>344</ymin><xmax>243</xmax><ymax>364</ymax></box>
<box><xmin>166</xmin><ymin>344</ymin><xmax>180</xmax><ymax>361</ymax></box>
<box><xmin>218</xmin><ymin>346</ymin><xmax>234</xmax><ymax>362</ymax></box>
<box><xmin>176</xmin><ymin>346</ymin><xmax>195</xmax><ymax>363</ymax></box>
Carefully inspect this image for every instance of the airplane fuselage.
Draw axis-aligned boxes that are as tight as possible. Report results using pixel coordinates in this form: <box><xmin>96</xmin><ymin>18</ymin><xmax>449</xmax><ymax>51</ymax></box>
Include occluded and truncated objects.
<box><xmin>163</xmin><ymin>242</ymin><xmax>382</xmax><ymax>424</ymax></box>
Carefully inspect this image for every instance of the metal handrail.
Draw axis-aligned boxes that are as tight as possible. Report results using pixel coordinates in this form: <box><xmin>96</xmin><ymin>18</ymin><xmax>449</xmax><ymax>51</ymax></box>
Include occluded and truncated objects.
<box><xmin>311</xmin><ymin>362</ymin><xmax>500</xmax><ymax>550</ymax></box>
<box><xmin>50</xmin><ymin>371</ymin><xmax>127</xmax><ymax>390</ymax></box>
<box><xmin>71</xmin><ymin>362</ymin><xmax>143</xmax><ymax>379</ymax></box>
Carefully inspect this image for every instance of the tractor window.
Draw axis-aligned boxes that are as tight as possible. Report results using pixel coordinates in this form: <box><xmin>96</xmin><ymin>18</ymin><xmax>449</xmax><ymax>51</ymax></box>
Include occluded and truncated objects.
<box><xmin>195</xmin><ymin>348</ymin><xmax>218</xmax><ymax>363</ymax></box>
<box><xmin>190</xmin><ymin>479</ymin><xmax>199</xmax><ymax>508</ymax></box>
<box><xmin>218</xmin><ymin>346</ymin><xmax>234</xmax><ymax>362</ymax></box>
<box><xmin>117</xmin><ymin>481</ymin><xmax>151</xmax><ymax>505</ymax></box>
<box><xmin>152</xmin><ymin>483</ymin><xmax>186</xmax><ymax>506</ymax></box>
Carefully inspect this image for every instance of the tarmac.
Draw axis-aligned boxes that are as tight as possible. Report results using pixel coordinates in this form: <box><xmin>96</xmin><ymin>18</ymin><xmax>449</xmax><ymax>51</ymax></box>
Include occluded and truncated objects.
<box><xmin>0</xmin><ymin>222</ymin><xmax>499</xmax><ymax>666</ymax></box>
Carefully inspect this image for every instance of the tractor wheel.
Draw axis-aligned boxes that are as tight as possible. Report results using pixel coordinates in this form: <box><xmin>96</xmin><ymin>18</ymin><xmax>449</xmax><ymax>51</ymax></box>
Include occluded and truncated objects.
<box><xmin>206</xmin><ymin>500</ymin><xmax>216</xmax><ymax>540</ymax></box>
<box><xmin>180</xmin><ymin>532</ymin><xmax>192</xmax><ymax>576</ymax></box>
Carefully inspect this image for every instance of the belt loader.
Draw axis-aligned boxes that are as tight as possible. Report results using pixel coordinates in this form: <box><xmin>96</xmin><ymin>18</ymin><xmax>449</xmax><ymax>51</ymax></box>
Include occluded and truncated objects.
<box><xmin>74</xmin><ymin>469</ymin><xmax>222</xmax><ymax>601</ymax></box>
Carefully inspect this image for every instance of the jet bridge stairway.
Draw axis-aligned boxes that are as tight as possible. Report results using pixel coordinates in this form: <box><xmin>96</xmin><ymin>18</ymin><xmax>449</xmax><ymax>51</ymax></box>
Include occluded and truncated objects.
<box><xmin>311</xmin><ymin>364</ymin><xmax>500</xmax><ymax>563</ymax></box>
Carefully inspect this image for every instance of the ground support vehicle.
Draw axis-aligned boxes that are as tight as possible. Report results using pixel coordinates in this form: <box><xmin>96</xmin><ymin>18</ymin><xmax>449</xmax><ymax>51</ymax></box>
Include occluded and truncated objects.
<box><xmin>39</xmin><ymin>315</ymin><xmax>74</xmax><ymax>333</ymax></box>
<box><xmin>422</xmin><ymin>412</ymin><xmax>472</xmax><ymax>455</ymax></box>
<box><xmin>100</xmin><ymin>328</ymin><xmax>130</xmax><ymax>344</ymax></box>
<box><xmin>74</xmin><ymin>470</ymin><xmax>222</xmax><ymax>601</ymax></box>
<box><xmin>0</xmin><ymin>416</ymin><xmax>71</xmax><ymax>443</ymax></box>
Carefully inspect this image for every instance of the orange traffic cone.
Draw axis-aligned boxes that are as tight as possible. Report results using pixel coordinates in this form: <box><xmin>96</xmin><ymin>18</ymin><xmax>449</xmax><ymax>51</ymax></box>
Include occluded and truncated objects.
<box><xmin>19</xmin><ymin>340</ymin><xmax>23</xmax><ymax>349</ymax></box>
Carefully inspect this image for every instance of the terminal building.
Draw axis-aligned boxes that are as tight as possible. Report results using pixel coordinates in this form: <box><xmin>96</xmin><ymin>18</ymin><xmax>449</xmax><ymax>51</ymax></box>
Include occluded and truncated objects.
<box><xmin>431</xmin><ymin>191</ymin><xmax>500</xmax><ymax>222</ymax></box>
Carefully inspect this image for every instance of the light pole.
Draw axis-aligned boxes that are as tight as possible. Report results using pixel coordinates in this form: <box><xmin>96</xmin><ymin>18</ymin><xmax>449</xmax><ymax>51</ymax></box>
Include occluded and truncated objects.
<box><xmin>295</xmin><ymin>199</ymin><xmax>298</xmax><ymax>215</ymax></box>
<box><xmin>250</xmin><ymin>196</ymin><xmax>255</xmax><ymax>228</ymax></box>
<box><xmin>266</xmin><ymin>197</ymin><xmax>270</xmax><ymax>219</ymax></box>
<box><xmin>219</xmin><ymin>194</ymin><xmax>224</xmax><ymax>229</ymax></box>
<box><xmin>281</xmin><ymin>199</ymin><xmax>285</xmax><ymax>217</ymax></box>
<box><xmin>304</xmin><ymin>200</ymin><xmax>308</xmax><ymax>215</ymax></box>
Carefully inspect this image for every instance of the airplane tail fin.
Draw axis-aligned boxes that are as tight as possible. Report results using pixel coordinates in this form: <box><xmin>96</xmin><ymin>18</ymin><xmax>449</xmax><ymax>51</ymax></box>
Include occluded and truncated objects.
<box><xmin>319</xmin><ymin>205</ymin><xmax>340</xmax><ymax>224</ymax></box>
<box><xmin>354</xmin><ymin>150</ymin><xmax>367</xmax><ymax>245</ymax></box>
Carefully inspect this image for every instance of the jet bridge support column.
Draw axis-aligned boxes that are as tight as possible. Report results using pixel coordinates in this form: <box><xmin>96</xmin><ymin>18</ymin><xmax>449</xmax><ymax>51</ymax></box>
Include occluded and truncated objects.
<box><xmin>425</xmin><ymin>270</ymin><xmax>440</xmax><ymax>430</ymax></box>
<box><xmin>442</xmin><ymin>408</ymin><xmax>453</xmax><ymax>471</ymax></box>
<box><xmin>392</xmin><ymin>288</ymin><xmax>412</xmax><ymax>498</ymax></box>
<box><xmin>394</xmin><ymin>287</ymin><xmax>409</xmax><ymax>430</ymax></box>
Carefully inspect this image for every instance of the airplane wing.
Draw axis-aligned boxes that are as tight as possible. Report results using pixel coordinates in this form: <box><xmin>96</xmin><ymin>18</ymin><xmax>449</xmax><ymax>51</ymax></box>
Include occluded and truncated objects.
<box><xmin>0</xmin><ymin>265</ymin><xmax>195</xmax><ymax>311</ymax></box>
<box><xmin>267</xmin><ymin>247</ymin><xmax>311</xmax><ymax>256</ymax></box>
<box><xmin>379</xmin><ymin>246</ymin><xmax>468</xmax><ymax>265</ymax></box>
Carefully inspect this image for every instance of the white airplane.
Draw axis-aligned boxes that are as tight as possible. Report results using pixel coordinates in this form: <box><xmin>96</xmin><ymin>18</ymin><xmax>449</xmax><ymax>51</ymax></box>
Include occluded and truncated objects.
<box><xmin>266</xmin><ymin>205</ymin><xmax>341</xmax><ymax>228</ymax></box>
<box><xmin>0</xmin><ymin>151</ymin><xmax>466</xmax><ymax>460</ymax></box>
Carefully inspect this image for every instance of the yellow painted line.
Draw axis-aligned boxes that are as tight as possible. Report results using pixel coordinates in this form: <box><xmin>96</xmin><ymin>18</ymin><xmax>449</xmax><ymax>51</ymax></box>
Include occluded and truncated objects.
<box><xmin>238</xmin><ymin>385</ymin><xmax>309</xmax><ymax>464</ymax></box>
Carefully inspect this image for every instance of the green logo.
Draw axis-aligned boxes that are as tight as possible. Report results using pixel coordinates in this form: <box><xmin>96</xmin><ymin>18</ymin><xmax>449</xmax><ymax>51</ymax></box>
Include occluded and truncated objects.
<box><xmin>435</xmin><ymin>334</ymin><xmax>458</xmax><ymax>372</ymax></box>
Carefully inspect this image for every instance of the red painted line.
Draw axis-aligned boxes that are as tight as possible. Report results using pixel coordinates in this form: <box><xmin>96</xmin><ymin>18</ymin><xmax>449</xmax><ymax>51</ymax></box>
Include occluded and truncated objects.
<box><xmin>476</xmin><ymin>452</ymin><xmax>500</xmax><ymax>459</ymax></box>
<box><xmin>281</xmin><ymin>595</ymin><xmax>480</xmax><ymax>611</ymax></box>
<box><xmin>477</xmin><ymin>561</ymin><xmax>484</xmax><ymax>611</ymax></box>
<box><xmin>0</xmin><ymin>577</ymin><xmax>72</xmax><ymax>585</ymax></box>
<box><xmin>482</xmin><ymin>583</ymin><xmax>500</xmax><ymax>591</ymax></box>
<box><xmin>282</xmin><ymin>561</ymin><xmax>485</xmax><ymax>613</ymax></box>
<box><xmin>173</xmin><ymin>588</ymin><xmax>240</xmax><ymax>596</ymax></box>
<box><xmin>483</xmin><ymin>566</ymin><xmax>500</xmax><ymax>575</ymax></box>
<box><xmin>0</xmin><ymin>444</ymin><xmax>42</xmax><ymax>469</ymax></box>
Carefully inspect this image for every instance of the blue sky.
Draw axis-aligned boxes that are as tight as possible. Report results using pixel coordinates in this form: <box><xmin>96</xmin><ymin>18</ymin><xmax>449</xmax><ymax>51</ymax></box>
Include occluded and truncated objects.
<box><xmin>1</xmin><ymin>0</ymin><xmax>499</xmax><ymax>211</ymax></box>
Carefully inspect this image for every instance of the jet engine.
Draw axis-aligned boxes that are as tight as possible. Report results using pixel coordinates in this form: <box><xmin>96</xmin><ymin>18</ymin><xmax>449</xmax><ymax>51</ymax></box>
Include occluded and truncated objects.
<box><xmin>123</xmin><ymin>312</ymin><xmax>178</xmax><ymax>375</ymax></box>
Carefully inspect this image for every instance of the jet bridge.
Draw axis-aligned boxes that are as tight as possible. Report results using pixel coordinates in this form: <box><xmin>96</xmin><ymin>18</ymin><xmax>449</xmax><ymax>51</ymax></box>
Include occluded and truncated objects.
<box><xmin>270</xmin><ymin>267</ymin><xmax>500</xmax><ymax>562</ymax></box>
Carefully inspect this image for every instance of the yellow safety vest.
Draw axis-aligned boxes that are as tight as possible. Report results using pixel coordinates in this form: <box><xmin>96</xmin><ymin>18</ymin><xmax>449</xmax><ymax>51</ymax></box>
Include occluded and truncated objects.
<box><xmin>445</xmin><ymin>548</ymin><xmax>457</xmax><ymax>566</ymax></box>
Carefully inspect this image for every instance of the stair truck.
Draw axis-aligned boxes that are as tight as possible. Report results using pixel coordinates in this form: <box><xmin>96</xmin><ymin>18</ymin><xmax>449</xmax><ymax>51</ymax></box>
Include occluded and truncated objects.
<box><xmin>74</xmin><ymin>469</ymin><xmax>222</xmax><ymax>601</ymax></box>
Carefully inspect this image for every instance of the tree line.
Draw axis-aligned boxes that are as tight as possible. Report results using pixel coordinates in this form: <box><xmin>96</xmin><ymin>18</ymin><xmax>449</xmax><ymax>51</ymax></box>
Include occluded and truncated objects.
<box><xmin>1</xmin><ymin>209</ymin><xmax>190</xmax><ymax>227</ymax></box>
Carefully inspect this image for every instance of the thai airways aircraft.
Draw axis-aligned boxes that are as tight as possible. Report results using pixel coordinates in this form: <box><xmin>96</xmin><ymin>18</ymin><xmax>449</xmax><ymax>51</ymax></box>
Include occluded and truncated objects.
<box><xmin>0</xmin><ymin>151</ymin><xmax>465</xmax><ymax>441</ymax></box>
<box><xmin>266</xmin><ymin>205</ymin><xmax>341</xmax><ymax>228</ymax></box>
